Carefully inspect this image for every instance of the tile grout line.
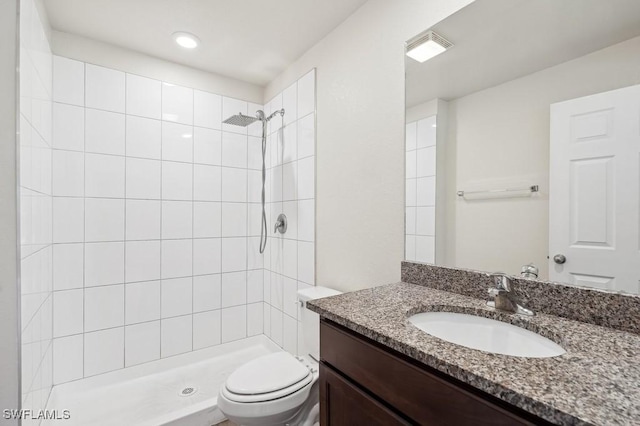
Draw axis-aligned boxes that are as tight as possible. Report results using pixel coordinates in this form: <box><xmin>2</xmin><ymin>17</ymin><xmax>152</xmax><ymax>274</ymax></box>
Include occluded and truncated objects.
<box><xmin>191</xmin><ymin>89</ymin><xmax>195</xmax><ymax>353</ymax></box>
<box><xmin>219</xmin><ymin>95</ymin><xmax>224</xmax><ymax>346</ymax></box>
<box><xmin>123</xmin><ymin>69</ymin><xmax>127</xmax><ymax>369</ymax></box>
<box><xmin>48</xmin><ymin>49</ymin><xmax>56</xmax><ymax>393</ymax></box>
<box><xmin>159</xmin><ymin>81</ymin><xmax>164</xmax><ymax>360</ymax></box>
<box><xmin>280</xmin><ymin>100</ymin><xmax>285</xmax><ymax>349</ymax></box>
<box><xmin>82</xmin><ymin>60</ymin><xmax>86</xmax><ymax>380</ymax></box>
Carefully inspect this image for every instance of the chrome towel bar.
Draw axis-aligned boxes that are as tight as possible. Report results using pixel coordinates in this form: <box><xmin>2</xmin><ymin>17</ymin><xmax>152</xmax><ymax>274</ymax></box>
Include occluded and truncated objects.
<box><xmin>457</xmin><ymin>185</ymin><xmax>539</xmax><ymax>199</ymax></box>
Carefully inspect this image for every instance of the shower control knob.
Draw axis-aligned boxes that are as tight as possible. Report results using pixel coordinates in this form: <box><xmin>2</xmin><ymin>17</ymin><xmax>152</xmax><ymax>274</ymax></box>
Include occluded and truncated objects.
<box><xmin>553</xmin><ymin>254</ymin><xmax>566</xmax><ymax>265</ymax></box>
<box><xmin>274</xmin><ymin>213</ymin><xmax>288</xmax><ymax>234</ymax></box>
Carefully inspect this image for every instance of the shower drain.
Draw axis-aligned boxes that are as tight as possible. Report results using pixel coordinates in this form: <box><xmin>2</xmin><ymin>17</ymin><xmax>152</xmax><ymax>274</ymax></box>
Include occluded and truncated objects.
<box><xmin>178</xmin><ymin>386</ymin><xmax>198</xmax><ymax>397</ymax></box>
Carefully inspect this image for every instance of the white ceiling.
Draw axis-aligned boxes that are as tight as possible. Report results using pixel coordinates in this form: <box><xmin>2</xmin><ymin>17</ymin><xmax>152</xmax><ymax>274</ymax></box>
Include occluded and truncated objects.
<box><xmin>44</xmin><ymin>0</ymin><xmax>368</xmax><ymax>86</ymax></box>
<box><xmin>406</xmin><ymin>0</ymin><xmax>640</xmax><ymax>107</ymax></box>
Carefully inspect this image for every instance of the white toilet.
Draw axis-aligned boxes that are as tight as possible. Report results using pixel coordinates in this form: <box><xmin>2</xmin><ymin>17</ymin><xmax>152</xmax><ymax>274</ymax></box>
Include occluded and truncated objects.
<box><xmin>218</xmin><ymin>286</ymin><xmax>341</xmax><ymax>426</ymax></box>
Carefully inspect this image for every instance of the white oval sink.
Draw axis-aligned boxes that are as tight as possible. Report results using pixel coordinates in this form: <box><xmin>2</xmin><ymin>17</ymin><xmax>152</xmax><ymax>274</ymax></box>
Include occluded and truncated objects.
<box><xmin>408</xmin><ymin>312</ymin><xmax>566</xmax><ymax>358</ymax></box>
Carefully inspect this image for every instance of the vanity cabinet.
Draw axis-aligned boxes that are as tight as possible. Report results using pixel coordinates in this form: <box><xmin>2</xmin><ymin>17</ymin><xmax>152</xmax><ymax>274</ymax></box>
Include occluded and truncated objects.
<box><xmin>319</xmin><ymin>319</ymin><xmax>552</xmax><ymax>426</ymax></box>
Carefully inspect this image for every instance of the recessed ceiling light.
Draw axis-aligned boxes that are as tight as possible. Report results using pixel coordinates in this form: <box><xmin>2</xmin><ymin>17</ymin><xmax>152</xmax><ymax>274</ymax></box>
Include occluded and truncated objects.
<box><xmin>173</xmin><ymin>32</ymin><xmax>200</xmax><ymax>49</ymax></box>
<box><xmin>406</xmin><ymin>30</ymin><xmax>453</xmax><ymax>63</ymax></box>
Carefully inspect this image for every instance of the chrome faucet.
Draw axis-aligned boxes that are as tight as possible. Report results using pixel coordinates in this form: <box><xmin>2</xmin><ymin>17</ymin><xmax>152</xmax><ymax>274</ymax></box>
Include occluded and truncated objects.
<box><xmin>487</xmin><ymin>273</ymin><xmax>534</xmax><ymax>316</ymax></box>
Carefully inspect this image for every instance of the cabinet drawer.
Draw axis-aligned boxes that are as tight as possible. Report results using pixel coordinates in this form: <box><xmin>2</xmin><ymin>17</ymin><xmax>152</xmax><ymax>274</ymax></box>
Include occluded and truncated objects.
<box><xmin>320</xmin><ymin>364</ymin><xmax>410</xmax><ymax>426</ymax></box>
<box><xmin>320</xmin><ymin>320</ymin><xmax>538</xmax><ymax>426</ymax></box>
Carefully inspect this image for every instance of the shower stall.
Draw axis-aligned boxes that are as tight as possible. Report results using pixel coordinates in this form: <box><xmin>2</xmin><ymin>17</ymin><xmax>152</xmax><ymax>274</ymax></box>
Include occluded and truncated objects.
<box><xmin>223</xmin><ymin>108</ymin><xmax>286</xmax><ymax>254</ymax></box>
<box><xmin>13</xmin><ymin>0</ymin><xmax>317</xmax><ymax>423</ymax></box>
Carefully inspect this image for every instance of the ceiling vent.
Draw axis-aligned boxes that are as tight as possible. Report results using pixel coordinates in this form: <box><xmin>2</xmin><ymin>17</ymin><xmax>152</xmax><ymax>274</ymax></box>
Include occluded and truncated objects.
<box><xmin>406</xmin><ymin>30</ymin><xmax>453</xmax><ymax>63</ymax></box>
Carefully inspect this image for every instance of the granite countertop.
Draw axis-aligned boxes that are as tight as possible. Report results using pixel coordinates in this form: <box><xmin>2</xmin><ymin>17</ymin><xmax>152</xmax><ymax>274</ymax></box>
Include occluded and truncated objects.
<box><xmin>307</xmin><ymin>282</ymin><xmax>640</xmax><ymax>426</ymax></box>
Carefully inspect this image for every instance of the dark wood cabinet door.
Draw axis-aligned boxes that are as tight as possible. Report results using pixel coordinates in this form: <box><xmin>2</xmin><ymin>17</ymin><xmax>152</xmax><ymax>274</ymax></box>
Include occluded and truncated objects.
<box><xmin>320</xmin><ymin>320</ymin><xmax>546</xmax><ymax>426</ymax></box>
<box><xmin>320</xmin><ymin>364</ymin><xmax>410</xmax><ymax>426</ymax></box>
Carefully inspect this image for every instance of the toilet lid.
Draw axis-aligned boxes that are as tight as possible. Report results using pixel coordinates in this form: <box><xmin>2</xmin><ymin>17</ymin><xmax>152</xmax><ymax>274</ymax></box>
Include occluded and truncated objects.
<box><xmin>225</xmin><ymin>352</ymin><xmax>312</xmax><ymax>395</ymax></box>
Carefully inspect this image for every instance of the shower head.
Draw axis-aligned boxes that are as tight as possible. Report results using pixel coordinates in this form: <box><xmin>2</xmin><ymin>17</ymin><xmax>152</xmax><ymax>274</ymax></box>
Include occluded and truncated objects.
<box><xmin>222</xmin><ymin>112</ymin><xmax>260</xmax><ymax>127</ymax></box>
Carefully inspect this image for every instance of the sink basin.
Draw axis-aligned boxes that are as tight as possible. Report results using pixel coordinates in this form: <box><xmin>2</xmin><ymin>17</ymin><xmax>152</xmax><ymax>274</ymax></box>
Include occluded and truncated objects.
<box><xmin>408</xmin><ymin>312</ymin><xmax>566</xmax><ymax>358</ymax></box>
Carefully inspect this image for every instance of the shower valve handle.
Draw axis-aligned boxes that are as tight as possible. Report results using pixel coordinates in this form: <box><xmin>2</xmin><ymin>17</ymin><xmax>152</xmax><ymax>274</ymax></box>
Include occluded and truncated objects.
<box><xmin>274</xmin><ymin>213</ymin><xmax>288</xmax><ymax>234</ymax></box>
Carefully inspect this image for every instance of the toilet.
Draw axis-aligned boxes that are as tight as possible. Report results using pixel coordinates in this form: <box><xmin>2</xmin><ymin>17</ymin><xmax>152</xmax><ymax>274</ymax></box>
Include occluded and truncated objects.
<box><xmin>218</xmin><ymin>286</ymin><xmax>341</xmax><ymax>426</ymax></box>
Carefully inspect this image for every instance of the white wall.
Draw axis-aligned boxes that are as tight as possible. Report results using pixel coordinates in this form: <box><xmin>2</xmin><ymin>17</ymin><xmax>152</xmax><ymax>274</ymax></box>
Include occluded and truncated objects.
<box><xmin>265</xmin><ymin>0</ymin><xmax>473</xmax><ymax>292</ymax></box>
<box><xmin>51</xmin><ymin>31</ymin><xmax>263</xmax><ymax>104</ymax></box>
<box><xmin>0</xmin><ymin>0</ymin><xmax>20</xmax><ymax>422</ymax></box>
<box><xmin>262</xmin><ymin>70</ymin><xmax>316</xmax><ymax>355</ymax></box>
<box><xmin>406</xmin><ymin>99</ymin><xmax>438</xmax><ymax>123</ymax></box>
<box><xmin>45</xmin><ymin>10</ymin><xmax>322</xmax><ymax>386</ymax></box>
<box><xmin>19</xmin><ymin>0</ymin><xmax>54</xmax><ymax>419</ymax></box>
<box><xmin>50</xmin><ymin>55</ymin><xmax>266</xmax><ymax>383</ymax></box>
<box><xmin>48</xmin><ymin>54</ymin><xmax>315</xmax><ymax>383</ymax></box>
<box><xmin>448</xmin><ymin>35</ymin><xmax>640</xmax><ymax>278</ymax></box>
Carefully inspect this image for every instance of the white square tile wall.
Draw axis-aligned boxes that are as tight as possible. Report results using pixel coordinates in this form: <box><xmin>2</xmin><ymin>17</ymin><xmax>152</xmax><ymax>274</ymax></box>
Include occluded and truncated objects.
<box><xmin>406</xmin><ymin>116</ymin><xmax>436</xmax><ymax>264</ymax></box>
<box><xmin>84</xmin><ymin>327</ymin><xmax>125</xmax><ymax>376</ymax></box>
<box><xmin>126</xmin><ymin>116</ymin><xmax>161</xmax><ymax>159</ymax></box>
<box><xmin>126</xmin><ymin>74</ymin><xmax>161</xmax><ymax>120</ymax></box>
<box><xmin>161</xmin><ymin>315</ymin><xmax>192</xmax><ymax>357</ymax></box>
<box><xmin>85</xmin><ymin>64</ymin><xmax>125</xmax><ymax>113</ymax></box>
<box><xmin>161</xmin><ymin>83</ymin><xmax>193</xmax><ymax>125</ymax></box>
<box><xmin>262</xmin><ymin>69</ymin><xmax>316</xmax><ymax>356</ymax></box>
<box><xmin>125</xmin><ymin>280</ymin><xmax>161</xmax><ymax>324</ymax></box>
<box><xmin>53</xmin><ymin>103</ymin><xmax>84</xmax><ymax>151</ymax></box>
<box><xmin>193</xmin><ymin>310</ymin><xmax>221</xmax><ymax>349</ymax></box>
<box><xmin>19</xmin><ymin>0</ymin><xmax>54</xmax><ymax>413</ymax></box>
<box><xmin>85</xmin><ymin>108</ymin><xmax>125</xmax><ymax>155</ymax></box>
<box><xmin>125</xmin><ymin>321</ymin><xmax>160</xmax><ymax>367</ymax></box>
<box><xmin>49</xmin><ymin>57</ymin><xmax>318</xmax><ymax>383</ymax></box>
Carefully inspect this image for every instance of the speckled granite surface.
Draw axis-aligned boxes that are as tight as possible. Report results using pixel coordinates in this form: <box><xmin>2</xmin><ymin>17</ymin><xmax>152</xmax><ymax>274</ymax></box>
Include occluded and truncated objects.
<box><xmin>402</xmin><ymin>261</ymin><xmax>640</xmax><ymax>335</ymax></box>
<box><xmin>308</xmin><ymin>283</ymin><xmax>640</xmax><ymax>425</ymax></box>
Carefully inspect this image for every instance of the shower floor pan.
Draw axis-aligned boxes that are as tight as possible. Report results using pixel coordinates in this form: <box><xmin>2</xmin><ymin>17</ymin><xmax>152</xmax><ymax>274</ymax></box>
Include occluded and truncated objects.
<box><xmin>44</xmin><ymin>336</ymin><xmax>280</xmax><ymax>426</ymax></box>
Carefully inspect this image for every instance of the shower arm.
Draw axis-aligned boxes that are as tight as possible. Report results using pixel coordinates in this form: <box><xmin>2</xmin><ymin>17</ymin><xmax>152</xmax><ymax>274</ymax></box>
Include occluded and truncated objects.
<box><xmin>266</xmin><ymin>108</ymin><xmax>285</xmax><ymax>122</ymax></box>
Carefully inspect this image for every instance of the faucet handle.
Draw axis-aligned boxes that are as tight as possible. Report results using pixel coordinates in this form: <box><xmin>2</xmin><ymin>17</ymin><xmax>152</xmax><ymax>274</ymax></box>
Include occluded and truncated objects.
<box><xmin>492</xmin><ymin>273</ymin><xmax>512</xmax><ymax>292</ymax></box>
<box><xmin>274</xmin><ymin>213</ymin><xmax>287</xmax><ymax>234</ymax></box>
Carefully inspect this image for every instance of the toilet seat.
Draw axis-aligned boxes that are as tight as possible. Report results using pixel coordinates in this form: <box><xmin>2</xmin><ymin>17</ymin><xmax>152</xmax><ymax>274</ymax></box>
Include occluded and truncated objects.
<box><xmin>221</xmin><ymin>374</ymin><xmax>313</xmax><ymax>403</ymax></box>
<box><xmin>222</xmin><ymin>352</ymin><xmax>314</xmax><ymax>403</ymax></box>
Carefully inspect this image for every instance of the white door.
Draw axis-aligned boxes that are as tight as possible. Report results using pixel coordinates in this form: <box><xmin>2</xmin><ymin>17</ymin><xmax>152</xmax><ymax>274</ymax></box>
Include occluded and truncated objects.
<box><xmin>549</xmin><ymin>84</ymin><xmax>640</xmax><ymax>293</ymax></box>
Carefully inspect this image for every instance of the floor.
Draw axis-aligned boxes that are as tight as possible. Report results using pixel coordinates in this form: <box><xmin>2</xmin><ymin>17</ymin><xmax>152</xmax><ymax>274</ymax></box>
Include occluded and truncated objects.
<box><xmin>44</xmin><ymin>336</ymin><xmax>279</xmax><ymax>426</ymax></box>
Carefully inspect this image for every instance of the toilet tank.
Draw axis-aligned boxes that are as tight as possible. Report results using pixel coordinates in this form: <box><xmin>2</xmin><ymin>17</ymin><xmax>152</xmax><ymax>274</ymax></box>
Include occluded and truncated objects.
<box><xmin>297</xmin><ymin>286</ymin><xmax>342</xmax><ymax>361</ymax></box>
